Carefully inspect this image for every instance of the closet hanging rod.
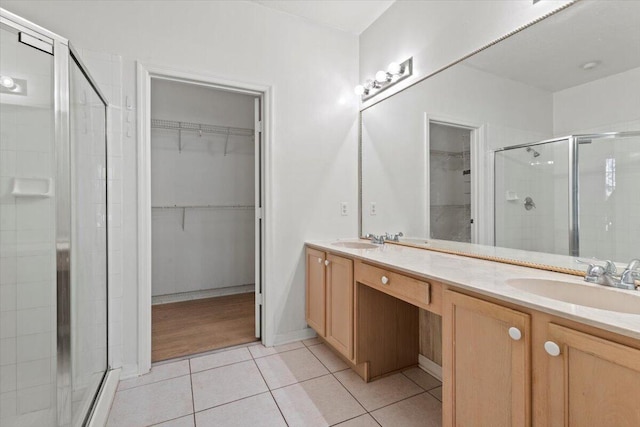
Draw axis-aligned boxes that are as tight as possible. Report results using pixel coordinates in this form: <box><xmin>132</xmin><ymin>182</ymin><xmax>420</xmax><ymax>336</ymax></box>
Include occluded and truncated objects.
<box><xmin>151</xmin><ymin>204</ymin><xmax>255</xmax><ymax>210</ymax></box>
<box><xmin>150</xmin><ymin>119</ymin><xmax>254</xmax><ymax>137</ymax></box>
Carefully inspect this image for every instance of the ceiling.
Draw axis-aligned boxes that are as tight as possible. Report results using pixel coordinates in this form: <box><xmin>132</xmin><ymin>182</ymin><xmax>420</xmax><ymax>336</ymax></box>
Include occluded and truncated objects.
<box><xmin>250</xmin><ymin>0</ymin><xmax>395</xmax><ymax>34</ymax></box>
<box><xmin>464</xmin><ymin>1</ymin><xmax>640</xmax><ymax>92</ymax></box>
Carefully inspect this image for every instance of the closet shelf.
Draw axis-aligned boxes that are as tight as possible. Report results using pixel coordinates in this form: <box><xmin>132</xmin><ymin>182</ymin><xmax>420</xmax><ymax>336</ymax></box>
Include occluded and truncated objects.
<box><xmin>152</xmin><ymin>204</ymin><xmax>255</xmax><ymax>210</ymax></box>
<box><xmin>152</xmin><ymin>205</ymin><xmax>255</xmax><ymax>231</ymax></box>
<box><xmin>151</xmin><ymin>118</ymin><xmax>254</xmax><ymax>155</ymax></box>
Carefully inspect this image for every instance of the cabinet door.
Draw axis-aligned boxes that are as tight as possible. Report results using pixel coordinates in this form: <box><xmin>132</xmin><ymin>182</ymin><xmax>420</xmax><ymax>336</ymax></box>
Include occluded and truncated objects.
<box><xmin>443</xmin><ymin>291</ymin><xmax>531</xmax><ymax>427</ymax></box>
<box><xmin>306</xmin><ymin>248</ymin><xmax>326</xmax><ymax>336</ymax></box>
<box><xmin>546</xmin><ymin>324</ymin><xmax>640</xmax><ymax>426</ymax></box>
<box><xmin>325</xmin><ymin>254</ymin><xmax>354</xmax><ymax>360</ymax></box>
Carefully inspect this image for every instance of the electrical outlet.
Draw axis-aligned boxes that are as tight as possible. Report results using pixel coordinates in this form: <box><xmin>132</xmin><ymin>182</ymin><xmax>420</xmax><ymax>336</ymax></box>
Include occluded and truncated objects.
<box><xmin>370</xmin><ymin>202</ymin><xmax>377</xmax><ymax>216</ymax></box>
<box><xmin>340</xmin><ymin>202</ymin><xmax>348</xmax><ymax>216</ymax></box>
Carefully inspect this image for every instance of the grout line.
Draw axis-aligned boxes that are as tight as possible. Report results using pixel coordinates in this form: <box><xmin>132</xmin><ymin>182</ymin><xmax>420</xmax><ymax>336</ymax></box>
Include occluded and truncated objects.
<box><xmin>148</xmin><ymin>413</ymin><xmax>194</xmax><ymax>426</ymax></box>
<box><xmin>330</xmin><ymin>371</ymin><xmax>370</xmax><ymax>417</ymax></box>
<box><xmin>248</xmin><ymin>343</ymin><xmax>307</xmax><ymax>360</ymax></box>
<box><xmin>401</xmin><ymin>370</ymin><xmax>442</xmax><ymax>392</ymax></box>
<box><xmin>368</xmin><ymin>390</ymin><xmax>428</xmax><ymax>414</ymax></box>
<box><xmin>189</xmin><ymin>359</ymin><xmax>195</xmax><ymax>415</ymax></box>
<box><xmin>117</xmin><ymin>372</ymin><xmax>191</xmax><ymax>392</ymax></box>
<box><xmin>251</xmin><ymin>359</ymin><xmax>290</xmax><ymax>427</ymax></box>
<box><xmin>193</xmin><ymin>390</ymin><xmax>271</xmax><ymax>415</ymax></box>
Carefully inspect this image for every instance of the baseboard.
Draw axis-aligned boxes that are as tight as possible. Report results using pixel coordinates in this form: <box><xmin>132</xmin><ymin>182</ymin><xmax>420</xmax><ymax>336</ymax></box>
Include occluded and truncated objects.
<box><xmin>272</xmin><ymin>328</ymin><xmax>317</xmax><ymax>346</ymax></box>
<box><xmin>419</xmin><ymin>354</ymin><xmax>442</xmax><ymax>381</ymax></box>
<box><xmin>88</xmin><ymin>368</ymin><xmax>120</xmax><ymax>427</ymax></box>
<box><xmin>152</xmin><ymin>284</ymin><xmax>254</xmax><ymax>305</ymax></box>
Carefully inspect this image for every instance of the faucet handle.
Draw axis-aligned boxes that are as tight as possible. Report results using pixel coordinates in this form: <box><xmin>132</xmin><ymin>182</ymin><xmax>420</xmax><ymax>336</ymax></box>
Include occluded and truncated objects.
<box><xmin>620</xmin><ymin>259</ymin><xmax>640</xmax><ymax>288</ymax></box>
<box><xmin>576</xmin><ymin>259</ymin><xmax>616</xmax><ymax>274</ymax></box>
<box><xmin>384</xmin><ymin>232</ymin><xmax>404</xmax><ymax>242</ymax></box>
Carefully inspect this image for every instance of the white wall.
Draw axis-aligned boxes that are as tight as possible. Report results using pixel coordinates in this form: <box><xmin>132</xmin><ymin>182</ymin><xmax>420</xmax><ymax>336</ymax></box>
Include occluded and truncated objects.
<box><xmin>2</xmin><ymin>1</ymin><xmax>359</xmax><ymax>377</ymax></box>
<box><xmin>359</xmin><ymin>0</ymin><xmax>572</xmax><ymax>108</ymax></box>
<box><xmin>150</xmin><ymin>80</ymin><xmax>255</xmax><ymax>297</ymax></box>
<box><xmin>553</xmin><ymin>66</ymin><xmax>640</xmax><ymax>135</ymax></box>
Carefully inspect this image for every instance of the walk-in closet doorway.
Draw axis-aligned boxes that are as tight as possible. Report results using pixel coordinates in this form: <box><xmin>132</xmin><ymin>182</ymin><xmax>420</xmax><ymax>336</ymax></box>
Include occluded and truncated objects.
<box><xmin>137</xmin><ymin>65</ymin><xmax>269</xmax><ymax>373</ymax></box>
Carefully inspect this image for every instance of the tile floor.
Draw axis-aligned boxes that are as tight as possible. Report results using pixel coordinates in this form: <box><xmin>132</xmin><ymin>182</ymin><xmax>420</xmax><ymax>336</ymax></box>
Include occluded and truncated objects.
<box><xmin>106</xmin><ymin>338</ymin><xmax>442</xmax><ymax>426</ymax></box>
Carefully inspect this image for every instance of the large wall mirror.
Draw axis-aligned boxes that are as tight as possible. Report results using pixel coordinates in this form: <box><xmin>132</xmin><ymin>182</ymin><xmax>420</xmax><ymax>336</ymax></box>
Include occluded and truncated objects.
<box><xmin>360</xmin><ymin>0</ymin><xmax>640</xmax><ymax>273</ymax></box>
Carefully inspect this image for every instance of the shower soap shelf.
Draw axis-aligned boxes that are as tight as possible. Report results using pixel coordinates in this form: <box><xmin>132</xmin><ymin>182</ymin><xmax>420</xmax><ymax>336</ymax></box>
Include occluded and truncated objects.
<box><xmin>11</xmin><ymin>177</ymin><xmax>54</xmax><ymax>198</ymax></box>
<box><xmin>505</xmin><ymin>191</ymin><xmax>519</xmax><ymax>201</ymax></box>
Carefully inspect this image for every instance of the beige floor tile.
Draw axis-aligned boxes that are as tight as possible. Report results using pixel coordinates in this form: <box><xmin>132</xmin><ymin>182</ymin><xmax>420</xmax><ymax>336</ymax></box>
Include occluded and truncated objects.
<box><xmin>272</xmin><ymin>375</ymin><xmax>366</xmax><ymax>426</ymax></box>
<box><xmin>248</xmin><ymin>340</ymin><xmax>305</xmax><ymax>358</ymax></box>
<box><xmin>334</xmin><ymin>414</ymin><xmax>381</xmax><ymax>427</ymax></box>
<box><xmin>152</xmin><ymin>414</ymin><xmax>195</xmax><ymax>426</ymax></box>
<box><xmin>308</xmin><ymin>343</ymin><xmax>349</xmax><ymax>373</ymax></box>
<box><xmin>195</xmin><ymin>392</ymin><xmax>286</xmax><ymax>427</ymax></box>
<box><xmin>117</xmin><ymin>360</ymin><xmax>190</xmax><ymax>391</ymax></box>
<box><xmin>107</xmin><ymin>376</ymin><xmax>193</xmax><ymax>426</ymax></box>
<box><xmin>334</xmin><ymin>370</ymin><xmax>423</xmax><ymax>411</ymax></box>
<box><xmin>402</xmin><ymin>367</ymin><xmax>441</xmax><ymax>391</ymax></box>
<box><xmin>303</xmin><ymin>337</ymin><xmax>322</xmax><ymax>347</ymax></box>
<box><xmin>255</xmin><ymin>347</ymin><xmax>329</xmax><ymax>389</ymax></box>
<box><xmin>191</xmin><ymin>360</ymin><xmax>268</xmax><ymax>411</ymax></box>
<box><xmin>371</xmin><ymin>392</ymin><xmax>442</xmax><ymax>427</ymax></box>
<box><xmin>189</xmin><ymin>347</ymin><xmax>252</xmax><ymax>373</ymax></box>
<box><xmin>428</xmin><ymin>386</ymin><xmax>443</xmax><ymax>402</ymax></box>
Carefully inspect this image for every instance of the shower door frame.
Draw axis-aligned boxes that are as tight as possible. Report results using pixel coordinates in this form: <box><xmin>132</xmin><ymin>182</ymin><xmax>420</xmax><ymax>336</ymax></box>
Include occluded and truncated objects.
<box><xmin>0</xmin><ymin>8</ymin><xmax>111</xmax><ymax>426</ymax></box>
<box><xmin>493</xmin><ymin>130</ymin><xmax>640</xmax><ymax>257</ymax></box>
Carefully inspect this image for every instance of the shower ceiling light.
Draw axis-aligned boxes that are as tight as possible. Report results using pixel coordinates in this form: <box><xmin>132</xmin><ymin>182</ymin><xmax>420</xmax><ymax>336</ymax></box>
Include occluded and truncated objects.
<box><xmin>0</xmin><ymin>75</ymin><xmax>15</xmax><ymax>89</ymax></box>
<box><xmin>581</xmin><ymin>60</ymin><xmax>601</xmax><ymax>70</ymax></box>
<box><xmin>354</xmin><ymin>57</ymin><xmax>413</xmax><ymax>101</ymax></box>
<box><xmin>0</xmin><ymin>75</ymin><xmax>27</xmax><ymax>95</ymax></box>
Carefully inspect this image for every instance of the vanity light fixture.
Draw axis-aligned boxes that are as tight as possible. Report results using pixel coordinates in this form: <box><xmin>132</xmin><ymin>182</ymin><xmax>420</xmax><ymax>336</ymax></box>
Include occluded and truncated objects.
<box><xmin>354</xmin><ymin>57</ymin><xmax>413</xmax><ymax>101</ymax></box>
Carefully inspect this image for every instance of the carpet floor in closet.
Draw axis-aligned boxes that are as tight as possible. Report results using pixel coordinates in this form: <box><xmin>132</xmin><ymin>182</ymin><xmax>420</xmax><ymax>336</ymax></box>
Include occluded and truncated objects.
<box><xmin>152</xmin><ymin>292</ymin><xmax>258</xmax><ymax>362</ymax></box>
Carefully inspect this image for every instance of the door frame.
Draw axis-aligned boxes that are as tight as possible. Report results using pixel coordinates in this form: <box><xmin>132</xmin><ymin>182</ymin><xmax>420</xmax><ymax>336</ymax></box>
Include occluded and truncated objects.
<box><xmin>136</xmin><ymin>62</ymin><xmax>272</xmax><ymax>375</ymax></box>
<box><xmin>424</xmin><ymin>114</ymin><xmax>489</xmax><ymax>245</ymax></box>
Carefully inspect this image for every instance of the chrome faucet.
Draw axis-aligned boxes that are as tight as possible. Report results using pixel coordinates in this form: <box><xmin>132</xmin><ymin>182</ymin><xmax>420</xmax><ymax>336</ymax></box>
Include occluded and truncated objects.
<box><xmin>578</xmin><ymin>259</ymin><xmax>638</xmax><ymax>290</ymax></box>
<box><xmin>620</xmin><ymin>259</ymin><xmax>640</xmax><ymax>290</ymax></box>
<box><xmin>384</xmin><ymin>232</ymin><xmax>404</xmax><ymax>242</ymax></box>
<box><xmin>365</xmin><ymin>234</ymin><xmax>385</xmax><ymax>244</ymax></box>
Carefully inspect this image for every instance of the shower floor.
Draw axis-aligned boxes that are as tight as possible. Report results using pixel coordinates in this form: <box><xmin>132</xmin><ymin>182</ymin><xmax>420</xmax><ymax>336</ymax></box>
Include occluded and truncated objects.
<box><xmin>152</xmin><ymin>292</ymin><xmax>258</xmax><ymax>362</ymax></box>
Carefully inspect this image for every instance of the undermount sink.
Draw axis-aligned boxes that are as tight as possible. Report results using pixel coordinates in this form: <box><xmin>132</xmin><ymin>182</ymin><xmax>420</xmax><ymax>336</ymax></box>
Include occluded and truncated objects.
<box><xmin>331</xmin><ymin>241</ymin><xmax>379</xmax><ymax>249</ymax></box>
<box><xmin>506</xmin><ymin>278</ymin><xmax>640</xmax><ymax>314</ymax></box>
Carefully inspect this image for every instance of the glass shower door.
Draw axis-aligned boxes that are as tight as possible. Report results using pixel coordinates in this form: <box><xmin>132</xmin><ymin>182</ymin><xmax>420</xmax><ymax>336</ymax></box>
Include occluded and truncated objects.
<box><xmin>577</xmin><ymin>132</ymin><xmax>640</xmax><ymax>262</ymax></box>
<box><xmin>68</xmin><ymin>55</ymin><xmax>108</xmax><ymax>425</ymax></box>
<box><xmin>494</xmin><ymin>138</ymin><xmax>570</xmax><ymax>255</ymax></box>
<box><xmin>1</xmin><ymin>22</ymin><xmax>57</xmax><ymax>427</ymax></box>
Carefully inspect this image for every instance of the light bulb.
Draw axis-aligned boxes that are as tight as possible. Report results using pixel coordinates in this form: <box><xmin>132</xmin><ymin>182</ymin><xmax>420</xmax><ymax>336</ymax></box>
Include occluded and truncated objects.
<box><xmin>375</xmin><ymin>70</ymin><xmax>390</xmax><ymax>83</ymax></box>
<box><xmin>354</xmin><ymin>85</ymin><xmax>365</xmax><ymax>96</ymax></box>
<box><xmin>0</xmin><ymin>76</ymin><xmax>15</xmax><ymax>89</ymax></box>
<box><xmin>387</xmin><ymin>62</ymin><xmax>402</xmax><ymax>75</ymax></box>
<box><xmin>363</xmin><ymin>79</ymin><xmax>376</xmax><ymax>90</ymax></box>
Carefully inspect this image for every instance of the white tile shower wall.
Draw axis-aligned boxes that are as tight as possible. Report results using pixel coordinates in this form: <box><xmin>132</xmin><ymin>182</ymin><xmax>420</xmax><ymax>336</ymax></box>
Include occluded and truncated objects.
<box><xmin>0</xmin><ymin>30</ymin><xmax>56</xmax><ymax>424</ymax></box>
<box><xmin>150</xmin><ymin>80</ymin><xmax>255</xmax><ymax>296</ymax></box>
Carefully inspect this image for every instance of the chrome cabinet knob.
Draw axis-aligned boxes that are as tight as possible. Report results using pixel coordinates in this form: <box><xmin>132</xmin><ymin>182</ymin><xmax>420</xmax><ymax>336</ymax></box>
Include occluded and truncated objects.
<box><xmin>324</xmin><ymin>260</ymin><xmax>330</xmax><ymax>266</ymax></box>
<box><xmin>508</xmin><ymin>327</ymin><xmax>522</xmax><ymax>341</ymax></box>
<box><xmin>544</xmin><ymin>341</ymin><xmax>561</xmax><ymax>357</ymax></box>
<box><xmin>381</xmin><ymin>276</ymin><xmax>389</xmax><ymax>285</ymax></box>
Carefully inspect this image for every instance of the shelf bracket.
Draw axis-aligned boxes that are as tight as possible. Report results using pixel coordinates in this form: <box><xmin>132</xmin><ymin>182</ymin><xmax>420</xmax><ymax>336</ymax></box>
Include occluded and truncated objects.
<box><xmin>224</xmin><ymin>129</ymin><xmax>231</xmax><ymax>156</ymax></box>
<box><xmin>178</xmin><ymin>128</ymin><xmax>183</xmax><ymax>153</ymax></box>
<box><xmin>181</xmin><ymin>207</ymin><xmax>186</xmax><ymax>231</ymax></box>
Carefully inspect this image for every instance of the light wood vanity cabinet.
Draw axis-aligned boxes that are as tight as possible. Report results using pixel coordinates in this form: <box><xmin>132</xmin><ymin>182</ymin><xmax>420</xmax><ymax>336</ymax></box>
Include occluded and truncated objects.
<box><xmin>443</xmin><ymin>290</ymin><xmax>531</xmax><ymax>427</ymax></box>
<box><xmin>543</xmin><ymin>323</ymin><xmax>640</xmax><ymax>426</ymax></box>
<box><xmin>305</xmin><ymin>247</ymin><xmax>354</xmax><ymax>360</ymax></box>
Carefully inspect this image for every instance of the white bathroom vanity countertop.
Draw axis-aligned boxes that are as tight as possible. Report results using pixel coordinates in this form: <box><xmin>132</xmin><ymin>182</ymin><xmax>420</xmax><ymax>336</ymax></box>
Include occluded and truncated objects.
<box><xmin>306</xmin><ymin>239</ymin><xmax>640</xmax><ymax>341</ymax></box>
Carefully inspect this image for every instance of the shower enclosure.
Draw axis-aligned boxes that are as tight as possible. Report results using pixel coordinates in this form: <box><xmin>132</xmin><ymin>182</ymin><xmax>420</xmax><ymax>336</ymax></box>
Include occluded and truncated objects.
<box><xmin>494</xmin><ymin>131</ymin><xmax>640</xmax><ymax>262</ymax></box>
<box><xmin>1</xmin><ymin>9</ymin><xmax>109</xmax><ymax>427</ymax></box>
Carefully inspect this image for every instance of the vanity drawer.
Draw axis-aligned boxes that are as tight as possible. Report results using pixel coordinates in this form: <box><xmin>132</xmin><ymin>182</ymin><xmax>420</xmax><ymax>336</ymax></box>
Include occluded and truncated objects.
<box><xmin>355</xmin><ymin>261</ymin><xmax>432</xmax><ymax>310</ymax></box>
